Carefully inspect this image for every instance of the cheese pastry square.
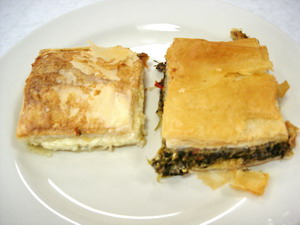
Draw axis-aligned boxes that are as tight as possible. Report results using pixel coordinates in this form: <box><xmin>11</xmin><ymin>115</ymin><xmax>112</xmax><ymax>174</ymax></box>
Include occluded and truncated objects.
<box><xmin>16</xmin><ymin>43</ymin><xmax>148</xmax><ymax>151</ymax></box>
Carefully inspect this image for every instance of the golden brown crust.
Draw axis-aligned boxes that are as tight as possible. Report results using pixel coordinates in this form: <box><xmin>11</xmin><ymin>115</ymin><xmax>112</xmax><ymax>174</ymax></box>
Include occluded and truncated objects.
<box><xmin>137</xmin><ymin>53</ymin><xmax>150</xmax><ymax>68</ymax></box>
<box><xmin>285</xmin><ymin>121</ymin><xmax>299</xmax><ymax>148</ymax></box>
<box><xmin>230</xmin><ymin>29</ymin><xmax>249</xmax><ymax>41</ymax></box>
<box><xmin>230</xmin><ymin>170</ymin><xmax>269</xmax><ymax>195</ymax></box>
<box><xmin>278</xmin><ymin>80</ymin><xmax>290</xmax><ymax>98</ymax></box>
<box><xmin>16</xmin><ymin>45</ymin><xmax>147</xmax><ymax>141</ymax></box>
<box><xmin>162</xmin><ymin>38</ymin><xmax>288</xmax><ymax>148</ymax></box>
<box><xmin>197</xmin><ymin>169</ymin><xmax>269</xmax><ymax>195</ymax></box>
<box><xmin>165</xmin><ymin>38</ymin><xmax>273</xmax><ymax>76</ymax></box>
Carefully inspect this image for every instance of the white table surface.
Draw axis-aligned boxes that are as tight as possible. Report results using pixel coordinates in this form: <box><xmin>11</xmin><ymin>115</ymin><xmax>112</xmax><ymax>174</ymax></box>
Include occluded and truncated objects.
<box><xmin>1</xmin><ymin>0</ymin><xmax>299</xmax><ymax>58</ymax></box>
<box><xmin>0</xmin><ymin>0</ymin><xmax>299</xmax><ymax>224</ymax></box>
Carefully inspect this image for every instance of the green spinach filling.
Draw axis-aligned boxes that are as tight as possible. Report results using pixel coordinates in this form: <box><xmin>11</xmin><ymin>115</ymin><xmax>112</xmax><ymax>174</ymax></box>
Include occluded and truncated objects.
<box><xmin>150</xmin><ymin>142</ymin><xmax>291</xmax><ymax>177</ymax></box>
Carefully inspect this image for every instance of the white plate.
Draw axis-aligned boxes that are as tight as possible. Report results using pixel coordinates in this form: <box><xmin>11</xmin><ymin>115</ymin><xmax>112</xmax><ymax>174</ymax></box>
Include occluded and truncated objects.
<box><xmin>1</xmin><ymin>0</ymin><xmax>300</xmax><ymax>224</ymax></box>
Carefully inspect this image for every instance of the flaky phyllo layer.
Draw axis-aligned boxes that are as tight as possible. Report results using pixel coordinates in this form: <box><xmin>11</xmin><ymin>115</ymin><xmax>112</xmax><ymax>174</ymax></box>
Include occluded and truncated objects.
<box><xmin>16</xmin><ymin>43</ymin><xmax>148</xmax><ymax>151</ymax></box>
<box><xmin>150</xmin><ymin>37</ymin><xmax>298</xmax><ymax>177</ymax></box>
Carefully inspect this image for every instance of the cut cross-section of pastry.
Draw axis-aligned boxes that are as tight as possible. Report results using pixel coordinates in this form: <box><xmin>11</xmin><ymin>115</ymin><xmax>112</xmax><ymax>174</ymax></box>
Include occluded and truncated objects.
<box><xmin>150</xmin><ymin>37</ymin><xmax>298</xmax><ymax>177</ymax></box>
<box><xmin>16</xmin><ymin>43</ymin><xmax>148</xmax><ymax>151</ymax></box>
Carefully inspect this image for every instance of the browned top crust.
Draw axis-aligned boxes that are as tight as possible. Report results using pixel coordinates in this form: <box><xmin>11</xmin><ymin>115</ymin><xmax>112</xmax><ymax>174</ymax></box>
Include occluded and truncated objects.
<box><xmin>16</xmin><ymin>44</ymin><xmax>147</xmax><ymax>138</ymax></box>
<box><xmin>162</xmin><ymin>38</ymin><xmax>288</xmax><ymax>148</ymax></box>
